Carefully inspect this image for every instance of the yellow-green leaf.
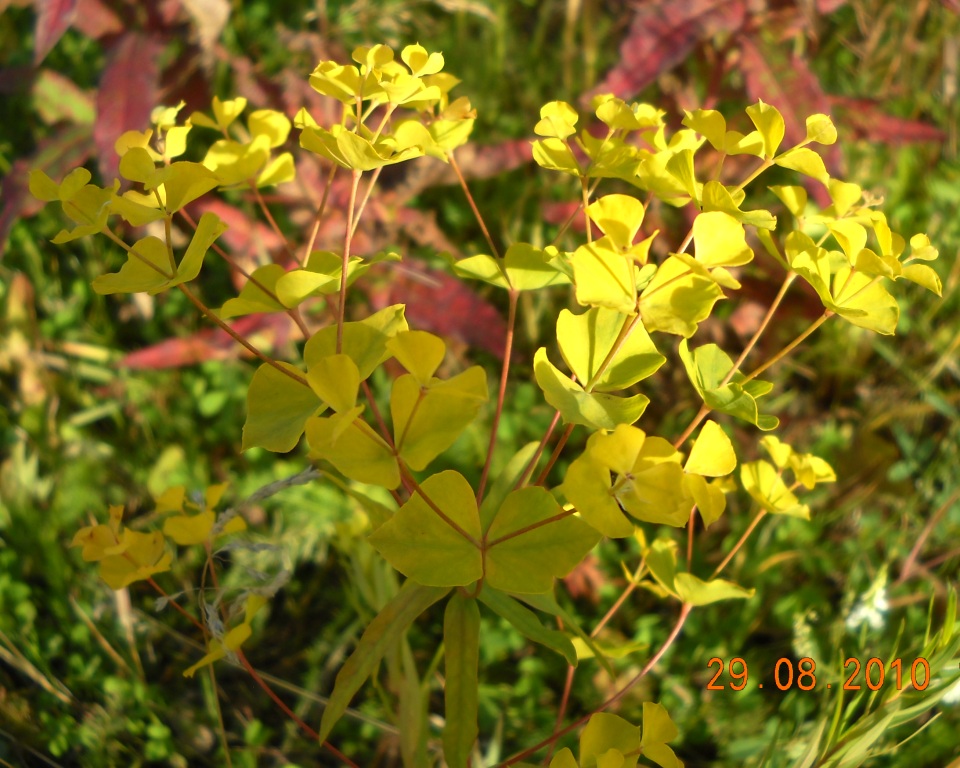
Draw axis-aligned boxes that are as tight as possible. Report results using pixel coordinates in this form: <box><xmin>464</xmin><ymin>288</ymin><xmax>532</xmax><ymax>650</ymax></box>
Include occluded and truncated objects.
<box><xmin>746</xmin><ymin>101</ymin><xmax>785</xmax><ymax>159</ymax></box>
<box><xmin>685</xmin><ymin>420</ymin><xmax>736</xmax><ymax>476</ymax></box>
<box><xmin>534</xmin><ymin>348</ymin><xmax>648</xmax><ymax>429</ymax></box>
<box><xmin>242</xmin><ymin>363</ymin><xmax>322</xmax><ymax>452</ymax></box>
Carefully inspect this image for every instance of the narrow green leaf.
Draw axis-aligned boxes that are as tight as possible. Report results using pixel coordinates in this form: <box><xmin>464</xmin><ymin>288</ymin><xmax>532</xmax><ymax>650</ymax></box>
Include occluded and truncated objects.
<box><xmin>318</xmin><ymin>581</ymin><xmax>449</xmax><ymax>743</ymax></box>
<box><xmin>673</xmin><ymin>573</ymin><xmax>755</xmax><ymax>605</ymax></box>
<box><xmin>442</xmin><ymin>593</ymin><xmax>480</xmax><ymax>768</ymax></box>
<box><xmin>477</xmin><ymin>587</ymin><xmax>578</xmax><ymax>666</ymax></box>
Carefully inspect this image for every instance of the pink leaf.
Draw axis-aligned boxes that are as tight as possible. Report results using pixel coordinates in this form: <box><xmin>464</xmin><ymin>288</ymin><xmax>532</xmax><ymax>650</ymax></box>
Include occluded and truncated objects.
<box><xmin>34</xmin><ymin>0</ymin><xmax>76</xmax><ymax>64</ymax></box>
<box><xmin>71</xmin><ymin>0</ymin><xmax>123</xmax><ymax>39</ymax></box>
<box><xmin>828</xmin><ymin>96</ymin><xmax>946</xmax><ymax>144</ymax></box>
<box><xmin>588</xmin><ymin>0</ymin><xmax>747</xmax><ymax>102</ymax></box>
<box><xmin>94</xmin><ymin>33</ymin><xmax>163</xmax><ymax>180</ymax></box>
<box><xmin>119</xmin><ymin>314</ymin><xmax>294</xmax><ymax>369</ymax></box>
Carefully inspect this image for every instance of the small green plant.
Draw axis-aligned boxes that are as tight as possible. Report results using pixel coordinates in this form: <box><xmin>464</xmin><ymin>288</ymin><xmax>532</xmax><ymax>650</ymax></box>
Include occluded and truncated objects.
<box><xmin>31</xmin><ymin>42</ymin><xmax>959</xmax><ymax>766</ymax></box>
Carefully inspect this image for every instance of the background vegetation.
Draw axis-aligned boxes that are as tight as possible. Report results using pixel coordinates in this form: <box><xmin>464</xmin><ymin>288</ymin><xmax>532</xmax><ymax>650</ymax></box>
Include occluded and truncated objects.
<box><xmin>1</xmin><ymin>0</ymin><xmax>958</xmax><ymax>765</ymax></box>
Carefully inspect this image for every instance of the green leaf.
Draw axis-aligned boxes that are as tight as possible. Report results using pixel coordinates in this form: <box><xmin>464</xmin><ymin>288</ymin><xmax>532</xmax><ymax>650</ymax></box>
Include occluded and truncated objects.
<box><xmin>775</xmin><ymin>147</ymin><xmax>829</xmax><ymax>183</ymax></box>
<box><xmin>582</xmin><ymin>713</ymin><xmax>640</xmax><ymax>768</ymax></box>
<box><xmin>556</xmin><ymin>307</ymin><xmax>664</xmax><ymax>392</ymax></box>
<box><xmin>534</xmin><ymin>348</ymin><xmax>649</xmax><ymax>429</ymax></box>
<box><xmin>452</xmin><ymin>253</ymin><xmax>509</xmax><ymax>288</ymax></box>
<box><xmin>242</xmin><ymin>363</ymin><xmax>322</xmax><ymax>452</ymax></box>
<box><xmin>257</xmin><ymin>152</ymin><xmax>295</xmax><ymax>187</ymax></box>
<box><xmin>305</xmin><ymin>408</ymin><xmax>401</xmax><ymax>488</ymax></box>
<box><xmin>701</xmin><ymin>181</ymin><xmax>777</xmax><ymax>230</ymax></box>
<box><xmin>442</xmin><ymin>594</ymin><xmax>480</xmax><ymax>768</ymax></box>
<box><xmin>827</xmin><ymin>179</ymin><xmax>862</xmax><ymax>217</ymax></box>
<box><xmin>665</xmin><ymin>148</ymin><xmax>699</xmax><ymax>204</ymax></box>
<box><xmin>304</xmin><ymin>304</ymin><xmax>408</xmax><ymax>380</ymax></box>
<box><xmin>174</xmin><ymin>211</ymin><xmax>226</xmax><ymax>285</ymax></box>
<box><xmin>805</xmin><ymin>114</ymin><xmax>837</xmax><ymax>145</ymax></box>
<box><xmin>275</xmin><ymin>250</ymin><xmax>362</xmax><ymax>307</ymax></box>
<box><xmin>644</xmin><ymin>538</ymin><xmax>679</xmax><ymax>598</ymax></box>
<box><xmin>318</xmin><ymin>581</ymin><xmax>449</xmax><ymax>743</ymax></box>
<box><xmin>534</xmin><ymin>100</ymin><xmax>578</xmax><ymax>139</ymax></box>
<box><xmin>682</xmin><ymin>109</ymin><xmax>726</xmax><ymax>151</ymax></box>
<box><xmin>485</xmin><ymin>487</ymin><xmax>600</xmax><ymax>593</ymax></box>
<box><xmin>503</xmin><ymin>243</ymin><xmax>570</xmax><ymax>290</ymax></box>
<box><xmin>562</xmin><ymin>454</ymin><xmax>635</xmax><ymax>538</ymax></box>
<box><xmin>830</xmin><ymin>266</ymin><xmax>900</xmax><ymax>334</ymax></box>
<box><xmin>679</xmin><ymin>340</ymin><xmax>779</xmax><ymax>430</ymax></box>
<box><xmin>674</xmin><ymin>573</ymin><xmax>755</xmax><ymax>605</ymax></box>
<box><xmin>571</xmin><ymin>236</ymin><xmax>637</xmax><ymax>313</ymax></box>
<box><xmin>746</xmin><ymin>101</ymin><xmax>785</xmax><ymax>159</ymax></box>
<box><xmin>693</xmin><ymin>211</ymin><xmax>753</xmax><ymax>267</ymax></box>
<box><xmin>639</xmin><ymin>256</ymin><xmax>725</xmax><ymax>338</ymax></box>
<box><xmin>147</xmin><ymin>161</ymin><xmax>220</xmax><ymax>213</ymax></box>
<box><xmin>367</xmin><ymin>471</ymin><xmax>482</xmax><ymax>586</ymax></box>
<box><xmin>532</xmin><ymin>137</ymin><xmax>580</xmax><ymax>175</ymax></box>
<box><xmin>740</xmin><ymin>460</ymin><xmax>810</xmax><ymax>518</ymax></box>
<box><xmin>770</xmin><ymin>185</ymin><xmax>808</xmax><ymax>218</ymax></box>
<box><xmin>479</xmin><ymin>442</ymin><xmax>540</xmax><ymax>531</ymax></box>
<box><xmin>387</xmin><ymin>330</ymin><xmax>446</xmax><ymax>384</ymax></box>
<box><xmin>684</xmin><ymin>474</ymin><xmax>726</xmax><ymax>527</ymax></box>
<box><xmin>391</xmin><ymin>367</ymin><xmax>488</xmax><ymax>471</ymax></box>
<box><xmin>640</xmin><ymin>702</ymin><xmax>682</xmax><ymax>768</ymax></box>
<box><xmin>684</xmin><ymin>420</ymin><xmax>736</xmax><ymax>476</ymax></box>
<box><xmin>219</xmin><ymin>264</ymin><xmax>287</xmax><ymax>318</ymax></box>
<box><xmin>477</xmin><ymin>587</ymin><xmax>578</xmax><ymax>666</ymax></box>
<box><xmin>723</xmin><ymin>129</ymin><xmax>764</xmax><ymax>157</ymax></box>
<box><xmin>91</xmin><ymin>236</ymin><xmax>172</xmax><ymax>295</ymax></box>
<box><xmin>306</xmin><ymin>354</ymin><xmax>360</xmax><ymax>413</ymax></box>
<box><xmin>584</xmin><ymin>194</ymin><xmax>646</xmax><ymax>250</ymax></box>
<box><xmin>901</xmin><ymin>263</ymin><xmax>942</xmax><ymax>295</ymax></box>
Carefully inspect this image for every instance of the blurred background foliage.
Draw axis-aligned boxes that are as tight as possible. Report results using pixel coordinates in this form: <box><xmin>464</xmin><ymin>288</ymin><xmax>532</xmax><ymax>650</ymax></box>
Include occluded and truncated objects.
<box><xmin>1</xmin><ymin>0</ymin><xmax>958</xmax><ymax>765</ymax></box>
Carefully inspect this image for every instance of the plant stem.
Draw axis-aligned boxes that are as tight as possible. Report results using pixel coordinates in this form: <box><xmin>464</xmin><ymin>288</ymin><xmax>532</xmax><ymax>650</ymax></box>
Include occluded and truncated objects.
<box><xmin>303</xmin><ymin>164</ymin><xmax>339</xmax><ymax>262</ymax></box>
<box><xmin>742</xmin><ymin>311</ymin><xmax>832</xmax><ymax>383</ymax></box>
<box><xmin>337</xmin><ymin>169</ymin><xmax>363</xmax><ymax>354</ymax></box>
<box><xmin>177</xmin><ymin>285</ymin><xmax>309</xmax><ymax>387</ymax></box>
<box><xmin>721</xmin><ymin>271</ymin><xmax>797</xmax><ymax>387</ymax></box>
<box><xmin>477</xmin><ymin>289</ymin><xmax>518</xmax><ymax>503</ymax></box>
<box><xmin>502</xmin><ymin>602</ymin><xmax>693</xmax><ymax>766</ymax></box>
<box><xmin>515</xmin><ymin>409</ymin><xmax>562</xmax><ymax>490</ymax></box>
<box><xmin>448</xmin><ymin>149</ymin><xmax>499</xmax><ymax>258</ymax></box>
<box><xmin>535</xmin><ymin>423</ymin><xmax>576</xmax><ymax>486</ymax></box>
<box><xmin>711</xmin><ymin>509</ymin><xmax>767</xmax><ymax>579</ymax></box>
<box><xmin>251</xmin><ymin>185</ymin><xmax>296</xmax><ymax>262</ymax></box>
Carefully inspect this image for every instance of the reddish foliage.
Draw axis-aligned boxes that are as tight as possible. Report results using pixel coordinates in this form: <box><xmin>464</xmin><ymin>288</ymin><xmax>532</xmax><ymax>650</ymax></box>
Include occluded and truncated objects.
<box><xmin>588</xmin><ymin>0</ymin><xmax>747</xmax><ymax>102</ymax></box>
<box><xmin>828</xmin><ymin>96</ymin><xmax>946</xmax><ymax>144</ymax></box>
<box><xmin>70</xmin><ymin>0</ymin><xmax>123</xmax><ymax>38</ymax></box>
<box><xmin>33</xmin><ymin>0</ymin><xmax>76</xmax><ymax>64</ymax></box>
<box><xmin>119</xmin><ymin>314</ymin><xmax>295</xmax><ymax>369</ymax></box>
<box><xmin>94</xmin><ymin>33</ymin><xmax>164</xmax><ymax>180</ymax></box>
<box><xmin>368</xmin><ymin>260</ymin><xmax>507</xmax><ymax>360</ymax></box>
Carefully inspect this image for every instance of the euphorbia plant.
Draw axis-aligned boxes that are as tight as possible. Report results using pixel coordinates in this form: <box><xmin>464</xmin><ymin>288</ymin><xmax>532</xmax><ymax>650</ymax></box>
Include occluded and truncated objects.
<box><xmin>33</xmin><ymin>42</ymin><xmax>957</xmax><ymax>767</ymax></box>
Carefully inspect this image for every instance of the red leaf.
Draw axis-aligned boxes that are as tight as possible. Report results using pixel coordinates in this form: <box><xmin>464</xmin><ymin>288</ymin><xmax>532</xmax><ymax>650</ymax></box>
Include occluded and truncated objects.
<box><xmin>71</xmin><ymin>0</ymin><xmax>123</xmax><ymax>39</ymax></box>
<box><xmin>367</xmin><ymin>260</ymin><xmax>507</xmax><ymax>360</ymax></box>
<box><xmin>817</xmin><ymin>0</ymin><xmax>848</xmax><ymax>11</ymax></box>
<box><xmin>588</xmin><ymin>0</ymin><xmax>747</xmax><ymax>102</ymax></box>
<box><xmin>828</xmin><ymin>96</ymin><xmax>946</xmax><ymax>144</ymax></box>
<box><xmin>33</xmin><ymin>0</ymin><xmax>76</xmax><ymax>64</ymax></box>
<box><xmin>94</xmin><ymin>33</ymin><xmax>163</xmax><ymax>180</ymax></box>
<box><xmin>0</xmin><ymin>125</ymin><xmax>94</xmax><ymax>254</ymax></box>
<box><xmin>189</xmin><ymin>199</ymin><xmax>285</xmax><ymax>262</ymax></box>
<box><xmin>740</xmin><ymin>34</ymin><xmax>835</xmax><ymax>156</ymax></box>
<box><xmin>119</xmin><ymin>314</ymin><xmax>294</xmax><ymax>369</ymax></box>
